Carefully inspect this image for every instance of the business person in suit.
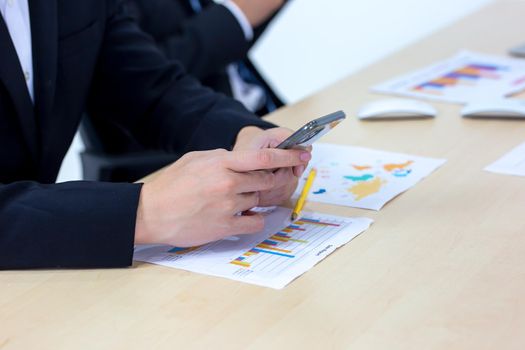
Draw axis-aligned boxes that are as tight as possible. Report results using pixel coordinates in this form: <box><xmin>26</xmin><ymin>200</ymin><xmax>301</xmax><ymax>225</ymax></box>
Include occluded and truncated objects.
<box><xmin>124</xmin><ymin>0</ymin><xmax>285</xmax><ymax>115</ymax></box>
<box><xmin>0</xmin><ymin>0</ymin><xmax>310</xmax><ymax>269</ymax></box>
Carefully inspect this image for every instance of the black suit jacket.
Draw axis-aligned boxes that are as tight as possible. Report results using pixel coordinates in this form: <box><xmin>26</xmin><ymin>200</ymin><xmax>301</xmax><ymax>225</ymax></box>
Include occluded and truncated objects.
<box><xmin>125</xmin><ymin>0</ymin><xmax>283</xmax><ymax>104</ymax></box>
<box><xmin>0</xmin><ymin>0</ymin><xmax>274</xmax><ymax>269</ymax></box>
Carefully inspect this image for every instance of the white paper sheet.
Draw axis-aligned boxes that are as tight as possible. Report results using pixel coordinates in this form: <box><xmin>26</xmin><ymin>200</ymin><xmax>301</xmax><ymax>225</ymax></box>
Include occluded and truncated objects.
<box><xmin>134</xmin><ymin>207</ymin><xmax>373</xmax><ymax>289</ymax></box>
<box><xmin>294</xmin><ymin>144</ymin><xmax>446</xmax><ymax>210</ymax></box>
<box><xmin>372</xmin><ymin>51</ymin><xmax>525</xmax><ymax>104</ymax></box>
<box><xmin>484</xmin><ymin>142</ymin><xmax>525</xmax><ymax>176</ymax></box>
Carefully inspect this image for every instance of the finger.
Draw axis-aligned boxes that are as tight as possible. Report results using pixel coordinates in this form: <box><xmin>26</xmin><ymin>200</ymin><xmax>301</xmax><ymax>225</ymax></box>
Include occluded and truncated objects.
<box><xmin>231</xmin><ymin>171</ymin><xmax>276</xmax><ymax>193</ymax></box>
<box><xmin>258</xmin><ymin>184</ymin><xmax>298</xmax><ymax>207</ymax></box>
<box><xmin>293</xmin><ymin>146</ymin><xmax>312</xmax><ymax>175</ymax></box>
<box><xmin>258</xmin><ymin>169</ymin><xmax>298</xmax><ymax>207</ymax></box>
<box><xmin>226</xmin><ymin>149</ymin><xmax>311</xmax><ymax>172</ymax></box>
<box><xmin>258</xmin><ymin>193</ymin><xmax>287</xmax><ymax>207</ymax></box>
<box><xmin>272</xmin><ymin>167</ymin><xmax>296</xmax><ymax>189</ymax></box>
<box><xmin>293</xmin><ymin>165</ymin><xmax>305</xmax><ymax>177</ymax></box>
<box><xmin>230</xmin><ymin>214</ymin><xmax>265</xmax><ymax>235</ymax></box>
<box><xmin>234</xmin><ymin>192</ymin><xmax>260</xmax><ymax>213</ymax></box>
<box><xmin>266</xmin><ymin>127</ymin><xmax>295</xmax><ymax>148</ymax></box>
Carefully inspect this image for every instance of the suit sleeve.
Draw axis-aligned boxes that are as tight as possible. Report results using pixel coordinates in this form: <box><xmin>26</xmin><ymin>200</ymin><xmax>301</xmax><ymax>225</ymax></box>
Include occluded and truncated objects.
<box><xmin>0</xmin><ymin>1</ymin><xmax>275</xmax><ymax>270</ymax></box>
<box><xmin>125</xmin><ymin>1</ymin><xmax>251</xmax><ymax>79</ymax></box>
<box><xmin>0</xmin><ymin>181</ymin><xmax>141</xmax><ymax>269</ymax></box>
<box><xmin>88</xmin><ymin>1</ymin><xmax>275</xmax><ymax>154</ymax></box>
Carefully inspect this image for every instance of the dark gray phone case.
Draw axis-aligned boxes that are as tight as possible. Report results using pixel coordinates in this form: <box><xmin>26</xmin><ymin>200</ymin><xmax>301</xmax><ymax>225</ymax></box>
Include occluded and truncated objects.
<box><xmin>276</xmin><ymin>110</ymin><xmax>346</xmax><ymax>149</ymax></box>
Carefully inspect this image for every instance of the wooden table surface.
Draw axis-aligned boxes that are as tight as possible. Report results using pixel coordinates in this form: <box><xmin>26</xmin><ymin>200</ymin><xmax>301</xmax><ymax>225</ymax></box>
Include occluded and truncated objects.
<box><xmin>2</xmin><ymin>1</ymin><xmax>525</xmax><ymax>349</ymax></box>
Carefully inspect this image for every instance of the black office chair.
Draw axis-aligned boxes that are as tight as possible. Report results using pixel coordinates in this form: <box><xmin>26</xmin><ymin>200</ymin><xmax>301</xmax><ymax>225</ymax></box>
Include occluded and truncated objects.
<box><xmin>79</xmin><ymin>116</ymin><xmax>181</xmax><ymax>182</ymax></box>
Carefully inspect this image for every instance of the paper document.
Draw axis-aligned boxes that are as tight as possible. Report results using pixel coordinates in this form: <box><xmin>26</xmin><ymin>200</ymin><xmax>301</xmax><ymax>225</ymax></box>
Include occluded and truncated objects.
<box><xmin>373</xmin><ymin>51</ymin><xmax>525</xmax><ymax>104</ymax></box>
<box><xmin>294</xmin><ymin>144</ymin><xmax>446</xmax><ymax>210</ymax></box>
<box><xmin>485</xmin><ymin>142</ymin><xmax>525</xmax><ymax>176</ymax></box>
<box><xmin>134</xmin><ymin>207</ymin><xmax>373</xmax><ymax>289</ymax></box>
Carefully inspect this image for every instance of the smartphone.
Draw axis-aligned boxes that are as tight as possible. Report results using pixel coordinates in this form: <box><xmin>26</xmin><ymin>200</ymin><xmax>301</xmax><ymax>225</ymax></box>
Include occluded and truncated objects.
<box><xmin>276</xmin><ymin>110</ymin><xmax>346</xmax><ymax>149</ymax></box>
<box><xmin>509</xmin><ymin>43</ymin><xmax>525</xmax><ymax>58</ymax></box>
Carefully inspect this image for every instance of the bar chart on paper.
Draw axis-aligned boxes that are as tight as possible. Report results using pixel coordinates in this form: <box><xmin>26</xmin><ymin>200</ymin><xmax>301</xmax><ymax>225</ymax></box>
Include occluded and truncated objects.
<box><xmin>413</xmin><ymin>63</ymin><xmax>509</xmax><ymax>96</ymax></box>
<box><xmin>373</xmin><ymin>51</ymin><xmax>525</xmax><ymax>104</ymax></box>
<box><xmin>230</xmin><ymin>217</ymin><xmax>345</xmax><ymax>275</ymax></box>
<box><xmin>133</xmin><ymin>207</ymin><xmax>373</xmax><ymax>289</ymax></box>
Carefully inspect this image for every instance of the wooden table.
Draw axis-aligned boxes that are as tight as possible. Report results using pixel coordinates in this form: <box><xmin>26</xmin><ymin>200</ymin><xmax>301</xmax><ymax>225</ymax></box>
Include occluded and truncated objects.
<box><xmin>2</xmin><ymin>1</ymin><xmax>525</xmax><ymax>348</ymax></box>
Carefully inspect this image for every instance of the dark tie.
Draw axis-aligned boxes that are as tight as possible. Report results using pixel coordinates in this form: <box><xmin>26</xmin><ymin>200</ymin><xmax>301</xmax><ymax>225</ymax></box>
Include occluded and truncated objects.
<box><xmin>236</xmin><ymin>62</ymin><xmax>276</xmax><ymax>112</ymax></box>
<box><xmin>188</xmin><ymin>0</ymin><xmax>202</xmax><ymax>13</ymax></box>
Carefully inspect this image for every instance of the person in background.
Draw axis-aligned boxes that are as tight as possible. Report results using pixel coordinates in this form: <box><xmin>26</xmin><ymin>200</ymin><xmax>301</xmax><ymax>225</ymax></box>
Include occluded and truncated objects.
<box><xmin>0</xmin><ymin>0</ymin><xmax>310</xmax><ymax>269</ymax></box>
<box><xmin>124</xmin><ymin>0</ymin><xmax>286</xmax><ymax>115</ymax></box>
<box><xmin>82</xmin><ymin>0</ymin><xmax>288</xmax><ymax>182</ymax></box>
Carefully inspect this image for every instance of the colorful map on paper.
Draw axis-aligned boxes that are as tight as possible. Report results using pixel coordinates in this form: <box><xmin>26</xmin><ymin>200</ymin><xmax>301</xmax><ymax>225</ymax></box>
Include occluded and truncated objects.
<box><xmin>134</xmin><ymin>207</ymin><xmax>373</xmax><ymax>289</ymax></box>
<box><xmin>294</xmin><ymin>144</ymin><xmax>446</xmax><ymax>210</ymax></box>
<box><xmin>372</xmin><ymin>51</ymin><xmax>525</xmax><ymax>104</ymax></box>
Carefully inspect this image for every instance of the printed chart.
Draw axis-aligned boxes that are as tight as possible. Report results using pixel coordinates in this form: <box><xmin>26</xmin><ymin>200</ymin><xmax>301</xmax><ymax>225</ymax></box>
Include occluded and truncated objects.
<box><xmin>294</xmin><ymin>144</ymin><xmax>446</xmax><ymax>210</ymax></box>
<box><xmin>373</xmin><ymin>51</ymin><xmax>525</xmax><ymax>104</ymax></box>
<box><xmin>485</xmin><ymin>141</ymin><xmax>525</xmax><ymax>176</ymax></box>
<box><xmin>134</xmin><ymin>207</ymin><xmax>373</xmax><ymax>289</ymax></box>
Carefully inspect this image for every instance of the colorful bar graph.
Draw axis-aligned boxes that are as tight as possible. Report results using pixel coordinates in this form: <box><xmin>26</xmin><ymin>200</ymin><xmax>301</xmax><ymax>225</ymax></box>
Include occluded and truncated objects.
<box><xmin>296</xmin><ymin>218</ymin><xmax>341</xmax><ymax>227</ymax></box>
<box><xmin>270</xmin><ymin>235</ymin><xmax>288</xmax><ymax>242</ymax></box>
<box><xmin>251</xmin><ymin>248</ymin><xmax>295</xmax><ymax>258</ymax></box>
<box><xmin>229</xmin><ymin>217</ymin><xmax>342</xmax><ymax>269</ymax></box>
<box><xmin>168</xmin><ymin>246</ymin><xmax>200</xmax><ymax>255</ymax></box>
<box><xmin>287</xmin><ymin>225</ymin><xmax>306</xmax><ymax>231</ymax></box>
<box><xmin>231</xmin><ymin>256</ymin><xmax>251</xmax><ymax>268</ymax></box>
<box><xmin>412</xmin><ymin>62</ymin><xmax>508</xmax><ymax>95</ymax></box>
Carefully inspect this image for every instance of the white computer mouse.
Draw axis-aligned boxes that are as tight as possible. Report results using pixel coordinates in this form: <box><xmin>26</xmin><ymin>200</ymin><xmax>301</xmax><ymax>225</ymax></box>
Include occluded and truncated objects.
<box><xmin>357</xmin><ymin>98</ymin><xmax>437</xmax><ymax>120</ymax></box>
<box><xmin>462</xmin><ymin>99</ymin><xmax>525</xmax><ymax>119</ymax></box>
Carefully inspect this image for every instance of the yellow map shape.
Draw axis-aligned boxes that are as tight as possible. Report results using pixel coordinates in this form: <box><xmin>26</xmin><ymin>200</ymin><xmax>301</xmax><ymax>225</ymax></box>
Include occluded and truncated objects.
<box><xmin>348</xmin><ymin>177</ymin><xmax>386</xmax><ymax>200</ymax></box>
<box><xmin>383</xmin><ymin>160</ymin><xmax>413</xmax><ymax>172</ymax></box>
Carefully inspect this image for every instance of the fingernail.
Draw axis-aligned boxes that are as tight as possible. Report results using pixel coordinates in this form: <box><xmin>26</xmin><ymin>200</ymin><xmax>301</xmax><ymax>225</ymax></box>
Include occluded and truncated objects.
<box><xmin>297</xmin><ymin>165</ymin><xmax>305</xmax><ymax>176</ymax></box>
<box><xmin>300</xmin><ymin>152</ymin><xmax>311</xmax><ymax>161</ymax></box>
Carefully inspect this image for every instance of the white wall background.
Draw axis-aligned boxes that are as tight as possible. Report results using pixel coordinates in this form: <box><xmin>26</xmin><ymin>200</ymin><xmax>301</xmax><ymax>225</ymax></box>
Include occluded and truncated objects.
<box><xmin>56</xmin><ymin>0</ymin><xmax>492</xmax><ymax>183</ymax></box>
<box><xmin>249</xmin><ymin>0</ymin><xmax>493</xmax><ymax>104</ymax></box>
